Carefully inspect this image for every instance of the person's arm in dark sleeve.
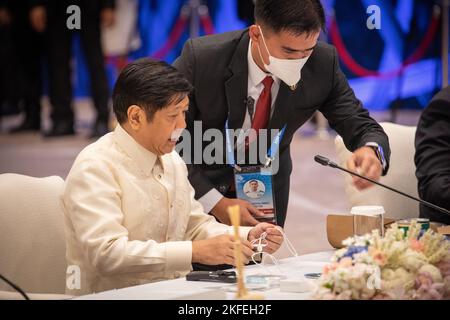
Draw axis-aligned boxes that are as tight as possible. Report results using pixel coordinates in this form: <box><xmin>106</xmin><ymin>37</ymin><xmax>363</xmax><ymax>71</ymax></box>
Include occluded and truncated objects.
<box><xmin>415</xmin><ymin>95</ymin><xmax>450</xmax><ymax>213</ymax></box>
<box><xmin>319</xmin><ymin>47</ymin><xmax>391</xmax><ymax>175</ymax></box>
<box><xmin>173</xmin><ymin>39</ymin><xmax>217</xmax><ymax>200</ymax></box>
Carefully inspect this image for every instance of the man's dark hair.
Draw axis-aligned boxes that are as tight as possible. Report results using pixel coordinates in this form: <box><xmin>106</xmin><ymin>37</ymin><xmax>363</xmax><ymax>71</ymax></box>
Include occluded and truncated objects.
<box><xmin>254</xmin><ymin>0</ymin><xmax>326</xmax><ymax>36</ymax></box>
<box><xmin>113</xmin><ymin>58</ymin><xmax>192</xmax><ymax>124</ymax></box>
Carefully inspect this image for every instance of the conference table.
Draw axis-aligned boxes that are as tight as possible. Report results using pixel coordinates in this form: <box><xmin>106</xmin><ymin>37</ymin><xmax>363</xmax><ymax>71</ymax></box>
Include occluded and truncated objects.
<box><xmin>76</xmin><ymin>251</ymin><xmax>334</xmax><ymax>300</ymax></box>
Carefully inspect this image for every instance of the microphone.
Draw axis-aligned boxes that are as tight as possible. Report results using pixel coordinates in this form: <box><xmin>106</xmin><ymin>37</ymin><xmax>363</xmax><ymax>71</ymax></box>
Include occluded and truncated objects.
<box><xmin>314</xmin><ymin>155</ymin><xmax>450</xmax><ymax>216</ymax></box>
<box><xmin>245</xmin><ymin>97</ymin><xmax>255</xmax><ymax>120</ymax></box>
<box><xmin>314</xmin><ymin>155</ymin><xmax>338</xmax><ymax>168</ymax></box>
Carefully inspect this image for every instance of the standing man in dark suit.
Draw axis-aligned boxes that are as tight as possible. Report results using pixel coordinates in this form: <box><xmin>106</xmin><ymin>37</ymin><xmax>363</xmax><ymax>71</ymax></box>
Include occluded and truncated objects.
<box><xmin>174</xmin><ymin>0</ymin><xmax>390</xmax><ymax>228</ymax></box>
<box><xmin>29</xmin><ymin>0</ymin><xmax>114</xmax><ymax>138</ymax></box>
<box><xmin>415</xmin><ymin>86</ymin><xmax>450</xmax><ymax>225</ymax></box>
<box><xmin>0</xmin><ymin>0</ymin><xmax>44</xmax><ymax>132</ymax></box>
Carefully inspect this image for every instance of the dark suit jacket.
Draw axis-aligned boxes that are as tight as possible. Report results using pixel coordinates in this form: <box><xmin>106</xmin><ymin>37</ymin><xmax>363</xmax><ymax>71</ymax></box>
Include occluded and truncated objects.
<box><xmin>415</xmin><ymin>86</ymin><xmax>450</xmax><ymax>224</ymax></box>
<box><xmin>173</xmin><ymin>29</ymin><xmax>390</xmax><ymax>227</ymax></box>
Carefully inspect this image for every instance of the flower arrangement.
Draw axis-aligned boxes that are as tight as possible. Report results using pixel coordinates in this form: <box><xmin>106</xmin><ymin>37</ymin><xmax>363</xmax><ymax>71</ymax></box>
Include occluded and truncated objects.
<box><xmin>313</xmin><ymin>221</ymin><xmax>450</xmax><ymax>300</ymax></box>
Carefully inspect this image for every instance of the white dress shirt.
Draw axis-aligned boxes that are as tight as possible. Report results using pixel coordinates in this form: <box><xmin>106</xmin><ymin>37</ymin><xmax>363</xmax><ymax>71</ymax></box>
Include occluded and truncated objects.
<box><xmin>63</xmin><ymin>124</ymin><xmax>251</xmax><ymax>295</ymax></box>
<box><xmin>199</xmin><ymin>40</ymin><xmax>280</xmax><ymax>213</ymax></box>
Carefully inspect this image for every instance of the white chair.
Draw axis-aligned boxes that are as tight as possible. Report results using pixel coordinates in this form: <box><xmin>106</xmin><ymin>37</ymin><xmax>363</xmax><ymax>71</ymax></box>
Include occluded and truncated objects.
<box><xmin>0</xmin><ymin>174</ymin><xmax>71</xmax><ymax>299</ymax></box>
<box><xmin>334</xmin><ymin>122</ymin><xmax>420</xmax><ymax>220</ymax></box>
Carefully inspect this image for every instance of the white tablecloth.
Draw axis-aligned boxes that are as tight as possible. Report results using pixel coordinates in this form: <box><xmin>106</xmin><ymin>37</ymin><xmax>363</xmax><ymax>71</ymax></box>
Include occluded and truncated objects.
<box><xmin>76</xmin><ymin>251</ymin><xmax>334</xmax><ymax>300</ymax></box>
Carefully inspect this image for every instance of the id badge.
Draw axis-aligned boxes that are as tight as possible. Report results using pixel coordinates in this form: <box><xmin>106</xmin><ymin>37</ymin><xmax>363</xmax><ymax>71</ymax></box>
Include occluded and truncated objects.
<box><xmin>234</xmin><ymin>165</ymin><xmax>277</xmax><ymax>224</ymax></box>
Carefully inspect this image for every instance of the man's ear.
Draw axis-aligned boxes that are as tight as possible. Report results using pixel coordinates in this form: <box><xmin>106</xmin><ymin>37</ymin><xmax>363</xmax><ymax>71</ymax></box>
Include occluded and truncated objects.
<box><xmin>249</xmin><ymin>24</ymin><xmax>261</xmax><ymax>43</ymax></box>
<box><xmin>127</xmin><ymin>105</ymin><xmax>143</xmax><ymax>130</ymax></box>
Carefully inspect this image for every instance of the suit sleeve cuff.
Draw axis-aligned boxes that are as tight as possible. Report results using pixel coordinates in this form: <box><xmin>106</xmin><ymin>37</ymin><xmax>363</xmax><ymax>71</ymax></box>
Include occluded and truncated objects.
<box><xmin>163</xmin><ymin>241</ymin><xmax>192</xmax><ymax>272</ymax></box>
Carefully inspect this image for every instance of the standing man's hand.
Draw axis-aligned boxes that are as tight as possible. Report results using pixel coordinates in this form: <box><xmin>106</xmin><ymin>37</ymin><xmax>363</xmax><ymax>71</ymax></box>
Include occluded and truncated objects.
<box><xmin>100</xmin><ymin>8</ymin><xmax>115</xmax><ymax>28</ymax></box>
<box><xmin>347</xmin><ymin>146</ymin><xmax>382</xmax><ymax>190</ymax></box>
<box><xmin>29</xmin><ymin>6</ymin><xmax>46</xmax><ymax>33</ymax></box>
<box><xmin>211</xmin><ymin>197</ymin><xmax>265</xmax><ymax>226</ymax></box>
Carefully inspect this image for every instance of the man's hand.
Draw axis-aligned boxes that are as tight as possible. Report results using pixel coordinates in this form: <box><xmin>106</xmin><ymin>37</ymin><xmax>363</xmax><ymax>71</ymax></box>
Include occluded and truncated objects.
<box><xmin>248</xmin><ymin>223</ymin><xmax>283</xmax><ymax>254</ymax></box>
<box><xmin>192</xmin><ymin>234</ymin><xmax>253</xmax><ymax>266</ymax></box>
<box><xmin>347</xmin><ymin>146</ymin><xmax>382</xmax><ymax>191</ymax></box>
<box><xmin>100</xmin><ymin>8</ymin><xmax>115</xmax><ymax>28</ymax></box>
<box><xmin>29</xmin><ymin>6</ymin><xmax>46</xmax><ymax>33</ymax></box>
<box><xmin>211</xmin><ymin>197</ymin><xmax>265</xmax><ymax>226</ymax></box>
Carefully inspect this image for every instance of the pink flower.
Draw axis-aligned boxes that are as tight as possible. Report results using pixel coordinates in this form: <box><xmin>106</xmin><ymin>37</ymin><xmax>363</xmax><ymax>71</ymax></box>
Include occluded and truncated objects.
<box><xmin>415</xmin><ymin>272</ymin><xmax>433</xmax><ymax>290</ymax></box>
<box><xmin>416</xmin><ymin>283</ymin><xmax>444</xmax><ymax>300</ymax></box>
<box><xmin>409</xmin><ymin>238</ymin><xmax>425</xmax><ymax>252</ymax></box>
<box><xmin>436</xmin><ymin>260</ymin><xmax>450</xmax><ymax>278</ymax></box>
<box><xmin>338</xmin><ymin>257</ymin><xmax>353</xmax><ymax>268</ymax></box>
<box><xmin>323</xmin><ymin>262</ymin><xmax>339</xmax><ymax>275</ymax></box>
<box><xmin>370</xmin><ymin>249</ymin><xmax>387</xmax><ymax>266</ymax></box>
<box><xmin>414</xmin><ymin>272</ymin><xmax>445</xmax><ymax>300</ymax></box>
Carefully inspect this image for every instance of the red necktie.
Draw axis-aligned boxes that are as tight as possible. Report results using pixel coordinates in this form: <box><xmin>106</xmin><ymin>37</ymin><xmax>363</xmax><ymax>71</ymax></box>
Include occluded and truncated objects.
<box><xmin>252</xmin><ymin>76</ymin><xmax>274</xmax><ymax>131</ymax></box>
<box><xmin>230</xmin><ymin>77</ymin><xmax>274</xmax><ymax>193</ymax></box>
<box><xmin>245</xmin><ymin>76</ymin><xmax>274</xmax><ymax>148</ymax></box>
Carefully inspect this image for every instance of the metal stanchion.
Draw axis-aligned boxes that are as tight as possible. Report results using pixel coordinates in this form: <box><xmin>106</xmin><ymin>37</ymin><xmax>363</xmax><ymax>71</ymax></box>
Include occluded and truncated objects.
<box><xmin>185</xmin><ymin>0</ymin><xmax>211</xmax><ymax>39</ymax></box>
<box><xmin>188</xmin><ymin>0</ymin><xmax>200</xmax><ymax>38</ymax></box>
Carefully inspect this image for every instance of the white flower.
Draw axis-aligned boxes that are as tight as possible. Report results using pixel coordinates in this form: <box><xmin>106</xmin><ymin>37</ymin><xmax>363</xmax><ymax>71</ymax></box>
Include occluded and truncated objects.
<box><xmin>381</xmin><ymin>267</ymin><xmax>415</xmax><ymax>292</ymax></box>
<box><xmin>313</xmin><ymin>223</ymin><xmax>450</xmax><ymax>300</ymax></box>
<box><xmin>398</xmin><ymin>249</ymin><xmax>428</xmax><ymax>272</ymax></box>
<box><xmin>419</xmin><ymin>264</ymin><xmax>443</xmax><ymax>283</ymax></box>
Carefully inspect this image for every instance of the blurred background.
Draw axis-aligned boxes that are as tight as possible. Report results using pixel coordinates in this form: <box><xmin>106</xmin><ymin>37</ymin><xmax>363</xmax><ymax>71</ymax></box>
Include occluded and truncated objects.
<box><xmin>0</xmin><ymin>0</ymin><xmax>449</xmax><ymax>255</ymax></box>
<box><xmin>1</xmin><ymin>0</ymin><xmax>447</xmax><ymax>119</ymax></box>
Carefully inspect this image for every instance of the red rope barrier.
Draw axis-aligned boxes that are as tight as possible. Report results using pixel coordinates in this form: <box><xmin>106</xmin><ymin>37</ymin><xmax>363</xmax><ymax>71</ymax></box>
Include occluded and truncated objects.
<box><xmin>152</xmin><ymin>15</ymin><xmax>189</xmax><ymax>60</ymax></box>
<box><xmin>107</xmin><ymin>5</ymin><xmax>216</xmax><ymax>66</ymax></box>
<box><xmin>106</xmin><ymin>14</ymin><xmax>188</xmax><ymax>69</ymax></box>
<box><xmin>329</xmin><ymin>11</ymin><xmax>440</xmax><ymax>78</ymax></box>
<box><xmin>200</xmin><ymin>14</ymin><xmax>215</xmax><ymax>35</ymax></box>
<box><xmin>152</xmin><ymin>4</ymin><xmax>216</xmax><ymax>59</ymax></box>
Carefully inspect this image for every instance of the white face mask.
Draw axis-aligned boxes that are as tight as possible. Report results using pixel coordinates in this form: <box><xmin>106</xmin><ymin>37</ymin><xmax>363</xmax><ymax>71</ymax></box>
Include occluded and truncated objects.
<box><xmin>170</xmin><ymin>128</ymin><xmax>184</xmax><ymax>142</ymax></box>
<box><xmin>257</xmin><ymin>26</ymin><xmax>310</xmax><ymax>87</ymax></box>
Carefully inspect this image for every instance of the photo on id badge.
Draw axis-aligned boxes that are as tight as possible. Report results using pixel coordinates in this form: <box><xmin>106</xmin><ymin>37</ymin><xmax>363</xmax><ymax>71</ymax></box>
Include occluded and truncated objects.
<box><xmin>234</xmin><ymin>166</ymin><xmax>277</xmax><ymax>224</ymax></box>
